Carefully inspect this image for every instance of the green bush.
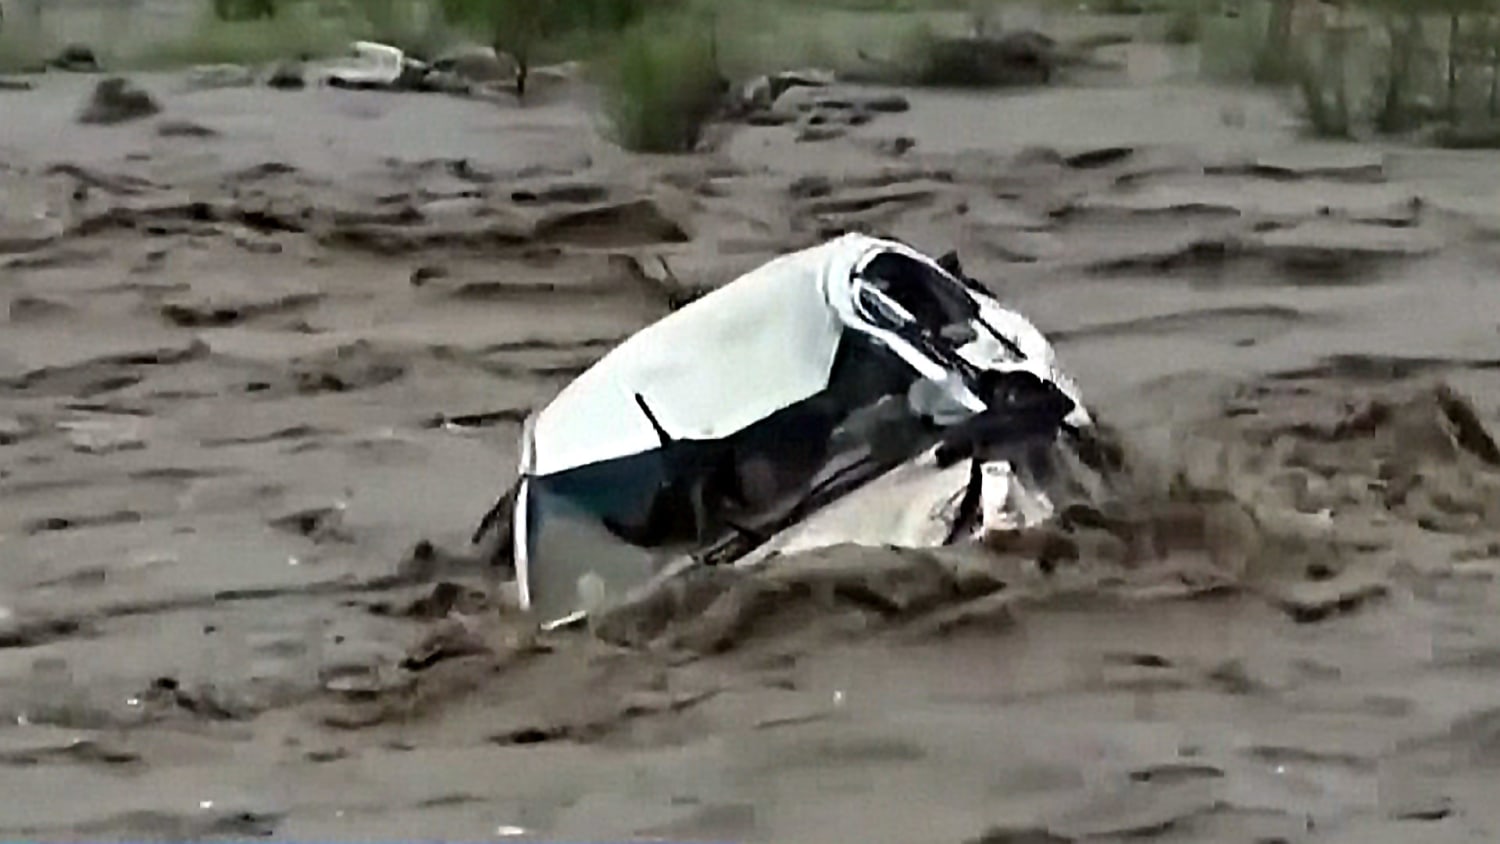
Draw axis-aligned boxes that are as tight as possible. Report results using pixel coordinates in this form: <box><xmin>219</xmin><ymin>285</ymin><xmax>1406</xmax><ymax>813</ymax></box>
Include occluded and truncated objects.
<box><xmin>598</xmin><ymin>15</ymin><xmax>723</xmax><ymax>152</ymax></box>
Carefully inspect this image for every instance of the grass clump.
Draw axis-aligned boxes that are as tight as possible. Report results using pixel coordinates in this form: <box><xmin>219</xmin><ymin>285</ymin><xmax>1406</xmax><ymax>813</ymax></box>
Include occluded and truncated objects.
<box><xmin>598</xmin><ymin>13</ymin><xmax>723</xmax><ymax>151</ymax></box>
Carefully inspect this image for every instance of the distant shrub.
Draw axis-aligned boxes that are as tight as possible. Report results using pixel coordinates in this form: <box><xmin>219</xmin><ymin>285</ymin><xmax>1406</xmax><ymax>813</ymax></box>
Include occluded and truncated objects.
<box><xmin>598</xmin><ymin>15</ymin><xmax>723</xmax><ymax>152</ymax></box>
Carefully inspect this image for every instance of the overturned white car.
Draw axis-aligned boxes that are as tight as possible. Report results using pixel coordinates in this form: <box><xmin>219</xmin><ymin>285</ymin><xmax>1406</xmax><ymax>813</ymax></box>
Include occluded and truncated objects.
<box><xmin>475</xmin><ymin>233</ymin><xmax>1096</xmax><ymax>626</ymax></box>
<box><xmin>319</xmin><ymin>41</ymin><xmax>422</xmax><ymax>89</ymax></box>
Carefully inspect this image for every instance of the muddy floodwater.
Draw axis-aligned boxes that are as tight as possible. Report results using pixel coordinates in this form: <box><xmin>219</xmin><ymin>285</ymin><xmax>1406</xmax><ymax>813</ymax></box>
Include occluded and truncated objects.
<box><xmin>5</xmin><ymin>36</ymin><xmax>1500</xmax><ymax>844</ymax></box>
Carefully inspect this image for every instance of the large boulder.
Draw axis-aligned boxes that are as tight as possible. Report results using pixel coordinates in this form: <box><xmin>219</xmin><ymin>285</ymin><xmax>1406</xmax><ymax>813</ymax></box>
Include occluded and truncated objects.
<box><xmin>265</xmin><ymin>60</ymin><xmax>305</xmax><ymax>90</ymax></box>
<box><xmin>919</xmin><ymin>30</ymin><xmax>1058</xmax><ymax>86</ymax></box>
<box><xmin>771</xmin><ymin>86</ymin><xmax>909</xmax><ymax>116</ymax></box>
<box><xmin>77</xmin><ymin>77</ymin><xmax>160</xmax><ymax>125</ymax></box>
<box><xmin>431</xmin><ymin>45</ymin><xmax>515</xmax><ymax>82</ymax></box>
<box><xmin>732</xmin><ymin>67</ymin><xmax>836</xmax><ymax>116</ymax></box>
<box><xmin>50</xmin><ymin>44</ymin><xmax>101</xmax><ymax>73</ymax></box>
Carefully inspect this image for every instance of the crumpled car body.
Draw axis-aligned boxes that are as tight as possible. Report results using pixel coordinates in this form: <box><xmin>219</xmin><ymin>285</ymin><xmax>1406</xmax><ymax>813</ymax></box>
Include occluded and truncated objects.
<box><xmin>319</xmin><ymin>41</ymin><xmax>418</xmax><ymax>88</ymax></box>
<box><xmin>481</xmin><ymin>233</ymin><xmax>1091</xmax><ymax>627</ymax></box>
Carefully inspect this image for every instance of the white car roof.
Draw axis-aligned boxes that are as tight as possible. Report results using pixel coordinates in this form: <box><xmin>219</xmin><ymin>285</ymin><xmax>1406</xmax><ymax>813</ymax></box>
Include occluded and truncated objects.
<box><xmin>526</xmin><ymin>232</ymin><xmax>1087</xmax><ymax>478</ymax></box>
<box><xmin>530</xmin><ymin>233</ymin><xmax>891</xmax><ymax>477</ymax></box>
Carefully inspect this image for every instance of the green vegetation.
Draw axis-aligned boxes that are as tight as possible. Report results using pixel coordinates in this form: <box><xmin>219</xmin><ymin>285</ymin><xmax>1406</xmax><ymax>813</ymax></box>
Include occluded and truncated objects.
<box><xmin>669</xmin><ymin>0</ymin><xmax>1488</xmax><ymax>152</ymax></box>
<box><xmin>18</xmin><ymin>0</ymin><xmax>1500</xmax><ymax>152</ymax></box>
<box><xmin>1168</xmin><ymin>0</ymin><xmax>1500</xmax><ymax>142</ymax></box>
<box><xmin>130</xmin><ymin>10</ymin><xmax>352</xmax><ymax>67</ymax></box>
<box><xmin>598</xmin><ymin>12</ymin><xmax>723</xmax><ymax>150</ymax></box>
<box><xmin>1286</xmin><ymin>0</ymin><xmax>1500</xmax><ymax>141</ymax></box>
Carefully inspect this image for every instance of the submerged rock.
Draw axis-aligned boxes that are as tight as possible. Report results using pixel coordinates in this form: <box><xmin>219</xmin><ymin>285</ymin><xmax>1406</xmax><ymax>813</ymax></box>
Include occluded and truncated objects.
<box><xmin>796</xmin><ymin>124</ymin><xmax>846</xmax><ymax>143</ymax></box>
<box><xmin>413</xmin><ymin>69</ymin><xmax>471</xmax><ymax>96</ymax></box>
<box><xmin>1255</xmin><ymin>220</ymin><xmax>1440</xmax><ymax>273</ymax></box>
<box><xmin>0</xmin><ymin>415</ymin><xmax>33</xmax><ymax>445</ymax></box>
<box><xmin>59</xmin><ymin>415</ymin><xmax>148</xmax><ymax>455</ymax></box>
<box><xmin>157</xmin><ymin>119</ymin><xmax>218</xmax><ymax>138</ymax></box>
<box><xmin>768</xmin><ymin>87</ymin><xmax>910</xmax><ymax>122</ymax></box>
<box><xmin>265</xmin><ymin>60</ymin><xmax>306</xmax><ymax>90</ymax></box>
<box><xmin>185</xmin><ymin>63</ymin><xmax>258</xmax><ymax>90</ymax></box>
<box><xmin>733</xmin><ymin>67</ymin><xmax>836</xmax><ymax>116</ymax></box>
<box><xmin>865</xmin><ymin>135</ymin><xmax>917</xmax><ymax>157</ymax></box>
<box><xmin>77</xmin><ymin>77</ymin><xmax>160</xmax><ymax>125</ymax></box>
<box><xmin>50</xmin><ymin>44</ymin><xmax>101</xmax><ymax>73</ymax></box>
<box><xmin>1208</xmin><ymin>149</ymin><xmax>1386</xmax><ymax>183</ymax></box>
